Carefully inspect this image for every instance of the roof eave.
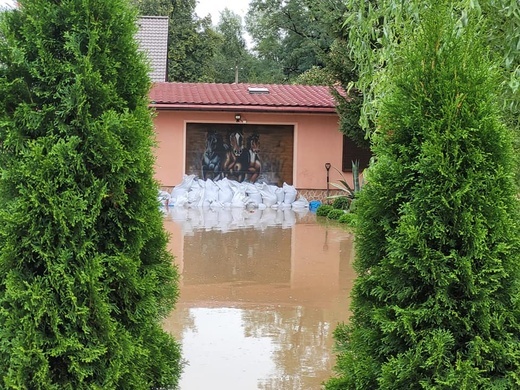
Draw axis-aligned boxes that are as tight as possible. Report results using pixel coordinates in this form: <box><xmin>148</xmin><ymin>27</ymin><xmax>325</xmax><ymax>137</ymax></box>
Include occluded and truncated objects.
<box><xmin>149</xmin><ymin>103</ymin><xmax>338</xmax><ymax>114</ymax></box>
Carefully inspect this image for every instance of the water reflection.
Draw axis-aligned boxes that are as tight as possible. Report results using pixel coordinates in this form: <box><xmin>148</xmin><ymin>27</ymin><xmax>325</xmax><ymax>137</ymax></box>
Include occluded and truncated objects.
<box><xmin>165</xmin><ymin>206</ymin><xmax>308</xmax><ymax>233</ymax></box>
<box><xmin>162</xmin><ymin>208</ymin><xmax>356</xmax><ymax>390</ymax></box>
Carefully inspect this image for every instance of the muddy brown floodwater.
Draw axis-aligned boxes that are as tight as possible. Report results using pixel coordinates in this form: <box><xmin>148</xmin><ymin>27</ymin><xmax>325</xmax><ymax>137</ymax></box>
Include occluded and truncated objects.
<box><xmin>162</xmin><ymin>207</ymin><xmax>356</xmax><ymax>390</ymax></box>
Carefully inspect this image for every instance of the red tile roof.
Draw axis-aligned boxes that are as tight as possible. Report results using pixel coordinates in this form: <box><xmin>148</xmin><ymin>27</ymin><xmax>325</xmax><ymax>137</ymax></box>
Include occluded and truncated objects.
<box><xmin>149</xmin><ymin>82</ymin><xmax>340</xmax><ymax>113</ymax></box>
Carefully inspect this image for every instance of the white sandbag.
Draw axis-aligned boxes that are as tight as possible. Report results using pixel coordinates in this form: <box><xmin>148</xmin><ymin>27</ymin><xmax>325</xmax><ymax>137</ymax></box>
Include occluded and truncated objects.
<box><xmin>170</xmin><ymin>186</ymin><xmax>186</xmax><ymax>200</ymax></box>
<box><xmin>177</xmin><ymin>174</ymin><xmax>197</xmax><ymax>190</ymax></box>
<box><xmin>170</xmin><ymin>176</ymin><xmax>191</xmax><ymax>204</ymax></box>
<box><xmin>262</xmin><ymin>194</ymin><xmax>278</xmax><ymax>207</ymax></box>
<box><xmin>283</xmin><ymin>182</ymin><xmax>297</xmax><ymax>205</ymax></box>
<box><xmin>175</xmin><ymin>194</ymin><xmax>189</xmax><ymax>207</ymax></box>
<box><xmin>187</xmin><ymin>187</ymin><xmax>202</xmax><ymax>205</ymax></box>
<box><xmin>246</xmin><ymin>186</ymin><xmax>263</xmax><ymax>205</ymax></box>
<box><xmin>216</xmin><ymin>178</ymin><xmax>234</xmax><ymax>204</ymax></box>
<box><xmin>231</xmin><ymin>189</ymin><xmax>248</xmax><ymax>208</ymax></box>
<box><xmin>258</xmin><ymin>183</ymin><xmax>278</xmax><ymax>207</ymax></box>
<box><xmin>200</xmin><ymin>199</ymin><xmax>212</xmax><ymax>208</ymax></box>
<box><xmin>204</xmin><ymin>179</ymin><xmax>219</xmax><ymax>204</ymax></box>
<box><xmin>196</xmin><ymin>186</ymin><xmax>206</xmax><ymax>208</ymax></box>
<box><xmin>292</xmin><ymin>195</ymin><xmax>309</xmax><ymax>209</ymax></box>
<box><xmin>218</xmin><ymin>187</ymin><xmax>233</xmax><ymax>204</ymax></box>
<box><xmin>158</xmin><ymin>190</ymin><xmax>170</xmax><ymax>202</ymax></box>
<box><xmin>227</xmin><ymin>179</ymin><xmax>242</xmax><ymax>192</ymax></box>
<box><xmin>169</xmin><ymin>176</ymin><xmax>304</xmax><ymax>210</ymax></box>
<box><xmin>243</xmin><ymin>182</ymin><xmax>256</xmax><ymax>192</ymax></box>
<box><xmin>172</xmin><ymin>175</ymin><xmax>196</xmax><ymax>203</ymax></box>
<box><xmin>190</xmin><ymin>178</ymin><xmax>203</xmax><ymax>192</ymax></box>
<box><xmin>158</xmin><ymin>191</ymin><xmax>170</xmax><ymax>209</ymax></box>
<box><xmin>215</xmin><ymin>177</ymin><xmax>230</xmax><ymax>189</ymax></box>
<box><xmin>245</xmin><ymin>201</ymin><xmax>259</xmax><ymax>209</ymax></box>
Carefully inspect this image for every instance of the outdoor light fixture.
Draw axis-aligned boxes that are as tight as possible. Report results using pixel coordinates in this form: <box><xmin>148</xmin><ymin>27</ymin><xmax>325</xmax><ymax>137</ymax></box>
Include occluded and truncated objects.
<box><xmin>235</xmin><ymin>113</ymin><xmax>242</xmax><ymax>122</ymax></box>
<box><xmin>325</xmin><ymin>162</ymin><xmax>331</xmax><ymax>203</ymax></box>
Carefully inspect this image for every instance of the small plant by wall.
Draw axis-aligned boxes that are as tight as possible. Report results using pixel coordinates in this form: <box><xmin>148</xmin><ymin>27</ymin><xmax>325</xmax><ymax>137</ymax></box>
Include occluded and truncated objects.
<box><xmin>338</xmin><ymin>212</ymin><xmax>355</xmax><ymax>226</ymax></box>
<box><xmin>316</xmin><ymin>204</ymin><xmax>334</xmax><ymax>217</ymax></box>
<box><xmin>316</xmin><ymin>202</ymin><xmax>356</xmax><ymax>228</ymax></box>
<box><xmin>327</xmin><ymin>209</ymin><xmax>345</xmax><ymax>221</ymax></box>
<box><xmin>332</xmin><ymin>196</ymin><xmax>351</xmax><ymax>210</ymax></box>
<box><xmin>327</xmin><ymin>161</ymin><xmax>366</xmax><ymax>212</ymax></box>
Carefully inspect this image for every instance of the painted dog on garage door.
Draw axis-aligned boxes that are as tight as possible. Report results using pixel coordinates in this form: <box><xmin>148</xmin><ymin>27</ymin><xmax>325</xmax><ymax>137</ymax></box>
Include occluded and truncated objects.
<box><xmin>202</xmin><ymin>130</ymin><xmax>226</xmax><ymax>180</ymax></box>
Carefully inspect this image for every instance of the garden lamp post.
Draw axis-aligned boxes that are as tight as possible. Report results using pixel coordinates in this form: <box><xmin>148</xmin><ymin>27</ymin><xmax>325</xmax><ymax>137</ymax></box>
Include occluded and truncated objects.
<box><xmin>325</xmin><ymin>162</ymin><xmax>331</xmax><ymax>203</ymax></box>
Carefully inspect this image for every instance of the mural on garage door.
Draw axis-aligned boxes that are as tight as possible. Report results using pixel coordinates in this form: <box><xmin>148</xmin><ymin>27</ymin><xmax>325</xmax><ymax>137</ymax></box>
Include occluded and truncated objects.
<box><xmin>185</xmin><ymin>123</ymin><xmax>294</xmax><ymax>187</ymax></box>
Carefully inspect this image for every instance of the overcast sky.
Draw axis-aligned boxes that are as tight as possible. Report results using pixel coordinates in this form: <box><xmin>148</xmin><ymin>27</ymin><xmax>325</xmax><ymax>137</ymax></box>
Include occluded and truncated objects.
<box><xmin>0</xmin><ymin>0</ymin><xmax>14</xmax><ymax>9</ymax></box>
<box><xmin>196</xmin><ymin>0</ymin><xmax>250</xmax><ymax>24</ymax></box>
<box><xmin>0</xmin><ymin>0</ymin><xmax>252</xmax><ymax>46</ymax></box>
<box><xmin>0</xmin><ymin>0</ymin><xmax>250</xmax><ymax>21</ymax></box>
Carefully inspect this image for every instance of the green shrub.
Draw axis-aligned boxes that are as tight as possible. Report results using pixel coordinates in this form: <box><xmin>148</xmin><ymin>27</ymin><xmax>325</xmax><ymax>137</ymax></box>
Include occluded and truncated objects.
<box><xmin>332</xmin><ymin>196</ymin><xmax>351</xmax><ymax>210</ymax></box>
<box><xmin>338</xmin><ymin>212</ymin><xmax>355</xmax><ymax>226</ymax></box>
<box><xmin>316</xmin><ymin>204</ymin><xmax>334</xmax><ymax>217</ymax></box>
<box><xmin>327</xmin><ymin>209</ymin><xmax>345</xmax><ymax>220</ymax></box>
<box><xmin>328</xmin><ymin>5</ymin><xmax>520</xmax><ymax>389</ymax></box>
<box><xmin>0</xmin><ymin>1</ymin><xmax>182</xmax><ymax>388</ymax></box>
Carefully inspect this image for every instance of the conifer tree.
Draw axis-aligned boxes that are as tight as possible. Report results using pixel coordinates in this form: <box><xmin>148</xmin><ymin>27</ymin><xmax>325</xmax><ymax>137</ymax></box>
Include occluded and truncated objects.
<box><xmin>0</xmin><ymin>0</ymin><xmax>181</xmax><ymax>388</ymax></box>
<box><xmin>327</xmin><ymin>4</ymin><xmax>520</xmax><ymax>389</ymax></box>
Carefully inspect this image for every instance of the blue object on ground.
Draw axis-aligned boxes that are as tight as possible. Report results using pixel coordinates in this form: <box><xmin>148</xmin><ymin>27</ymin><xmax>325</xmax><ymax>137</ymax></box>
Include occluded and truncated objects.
<box><xmin>309</xmin><ymin>200</ymin><xmax>321</xmax><ymax>212</ymax></box>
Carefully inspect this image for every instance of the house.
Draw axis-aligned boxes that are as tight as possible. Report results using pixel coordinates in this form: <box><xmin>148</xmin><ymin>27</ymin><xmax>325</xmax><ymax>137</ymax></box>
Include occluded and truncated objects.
<box><xmin>149</xmin><ymin>82</ymin><xmax>369</xmax><ymax>201</ymax></box>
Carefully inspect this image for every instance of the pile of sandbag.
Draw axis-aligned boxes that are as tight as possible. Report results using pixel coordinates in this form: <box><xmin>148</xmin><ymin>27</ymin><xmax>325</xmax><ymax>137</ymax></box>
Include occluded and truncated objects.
<box><xmin>159</xmin><ymin>175</ymin><xmax>309</xmax><ymax>210</ymax></box>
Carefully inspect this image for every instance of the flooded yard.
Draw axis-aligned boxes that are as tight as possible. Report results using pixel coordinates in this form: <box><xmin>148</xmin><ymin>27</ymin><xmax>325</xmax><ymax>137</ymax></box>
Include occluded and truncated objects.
<box><xmin>162</xmin><ymin>207</ymin><xmax>355</xmax><ymax>389</ymax></box>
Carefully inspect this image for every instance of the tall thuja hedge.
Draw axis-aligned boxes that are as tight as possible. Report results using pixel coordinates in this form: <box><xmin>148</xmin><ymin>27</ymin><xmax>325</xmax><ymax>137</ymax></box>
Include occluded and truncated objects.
<box><xmin>327</xmin><ymin>4</ymin><xmax>520</xmax><ymax>390</ymax></box>
<box><xmin>0</xmin><ymin>0</ymin><xmax>181</xmax><ymax>389</ymax></box>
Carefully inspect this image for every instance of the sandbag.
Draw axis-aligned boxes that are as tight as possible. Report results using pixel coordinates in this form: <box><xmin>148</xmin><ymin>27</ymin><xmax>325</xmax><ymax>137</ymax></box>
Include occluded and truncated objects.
<box><xmin>231</xmin><ymin>189</ymin><xmax>248</xmax><ymax>208</ymax></box>
<box><xmin>283</xmin><ymin>182</ymin><xmax>297</xmax><ymax>205</ymax></box>
<box><xmin>170</xmin><ymin>174</ymin><xmax>196</xmax><ymax>205</ymax></box>
<box><xmin>292</xmin><ymin>195</ymin><xmax>309</xmax><ymax>209</ymax></box>
<box><xmin>187</xmin><ymin>187</ymin><xmax>202</xmax><ymax>205</ymax></box>
<box><xmin>214</xmin><ymin>178</ymin><xmax>230</xmax><ymax>201</ymax></box>
<box><xmin>258</xmin><ymin>183</ymin><xmax>278</xmax><ymax>207</ymax></box>
<box><xmin>168</xmin><ymin>177</ymin><xmax>307</xmax><ymax>210</ymax></box>
<box><xmin>204</xmin><ymin>179</ymin><xmax>219</xmax><ymax>204</ymax></box>
<box><xmin>245</xmin><ymin>184</ymin><xmax>263</xmax><ymax>205</ymax></box>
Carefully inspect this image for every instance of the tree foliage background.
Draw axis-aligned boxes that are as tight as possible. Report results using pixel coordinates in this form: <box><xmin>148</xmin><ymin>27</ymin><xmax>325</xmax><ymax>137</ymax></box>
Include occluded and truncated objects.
<box><xmin>326</xmin><ymin>3</ymin><xmax>520</xmax><ymax>388</ymax></box>
<box><xmin>340</xmin><ymin>0</ymin><xmax>519</xmax><ymax>179</ymax></box>
<box><xmin>130</xmin><ymin>0</ymin><xmax>369</xmax><ymax>147</ymax></box>
<box><xmin>129</xmin><ymin>0</ymin><xmax>518</xmax><ymax>157</ymax></box>
<box><xmin>0</xmin><ymin>0</ymin><xmax>182</xmax><ymax>388</ymax></box>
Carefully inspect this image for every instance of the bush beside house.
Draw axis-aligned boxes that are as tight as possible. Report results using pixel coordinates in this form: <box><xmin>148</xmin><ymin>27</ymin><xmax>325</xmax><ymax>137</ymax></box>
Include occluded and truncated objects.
<box><xmin>327</xmin><ymin>5</ymin><xmax>520</xmax><ymax>389</ymax></box>
<box><xmin>0</xmin><ymin>1</ymin><xmax>182</xmax><ymax>388</ymax></box>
